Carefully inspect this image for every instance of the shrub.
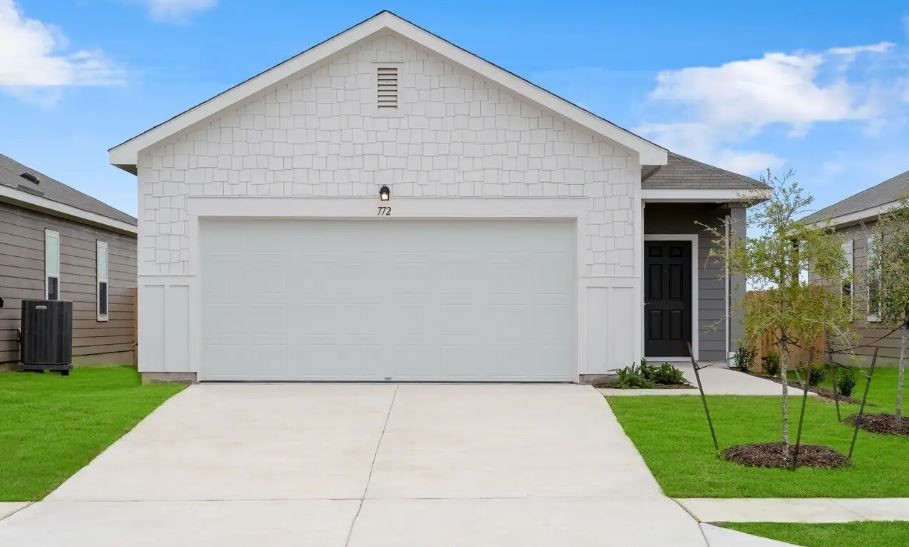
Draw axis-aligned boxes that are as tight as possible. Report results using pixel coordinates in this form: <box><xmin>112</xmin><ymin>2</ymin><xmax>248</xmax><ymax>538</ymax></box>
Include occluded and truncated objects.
<box><xmin>836</xmin><ymin>368</ymin><xmax>857</xmax><ymax>397</ymax></box>
<box><xmin>807</xmin><ymin>364</ymin><xmax>826</xmax><ymax>387</ymax></box>
<box><xmin>615</xmin><ymin>362</ymin><xmax>654</xmax><ymax>389</ymax></box>
<box><xmin>761</xmin><ymin>352</ymin><xmax>781</xmax><ymax>377</ymax></box>
<box><xmin>649</xmin><ymin>362</ymin><xmax>687</xmax><ymax>385</ymax></box>
<box><xmin>614</xmin><ymin>359</ymin><xmax>687</xmax><ymax>388</ymax></box>
<box><xmin>732</xmin><ymin>345</ymin><xmax>756</xmax><ymax>372</ymax></box>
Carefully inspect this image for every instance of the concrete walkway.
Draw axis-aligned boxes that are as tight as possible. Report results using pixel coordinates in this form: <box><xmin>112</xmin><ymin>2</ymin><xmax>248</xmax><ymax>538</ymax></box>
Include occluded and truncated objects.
<box><xmin>600</xmin><ymin>364</ymin><xmax>812</xmax><ymax>397</ymax></box>
<box><xmin>678</xmin><ymin>498</ymin><xmax>909</xmax><ymax>523</ymax></box>
<box><xmin>0</xmin><ymin>383</ymin><xmax>720</xmax><ymax>546</ymax></box>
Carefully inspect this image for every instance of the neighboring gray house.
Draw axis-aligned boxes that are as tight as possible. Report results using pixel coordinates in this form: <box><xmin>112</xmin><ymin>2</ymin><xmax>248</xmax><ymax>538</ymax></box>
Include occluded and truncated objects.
<box><xmin>108</xmin><ymin>11</ymin><xmax>768</xmax><ymax>383</ymax></box>
<box><xmin>0</xmin><ymin>154</ymin><xmax>138</xmax><ymax>366</ymax></box>
<box><xmin>804</xmin><ymin>169</ymin><xmax>909</xmax><ymax>362</ymax></box>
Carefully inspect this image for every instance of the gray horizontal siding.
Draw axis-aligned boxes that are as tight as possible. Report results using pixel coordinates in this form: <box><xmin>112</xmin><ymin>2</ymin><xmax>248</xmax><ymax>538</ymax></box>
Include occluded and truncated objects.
<box><xmin>828</xmin><ymin>221</ymin><xmax>905</xmax><ymax>361</ymax></box>
<box><xmin>645</xmin><ymin>203</ymin><xmax>736</xmax><ymax>362</ymax></box>
<box><xmin>0</xmin><ymin>201</ymin><xmax>137</xmax><ymax>364</ymax></box>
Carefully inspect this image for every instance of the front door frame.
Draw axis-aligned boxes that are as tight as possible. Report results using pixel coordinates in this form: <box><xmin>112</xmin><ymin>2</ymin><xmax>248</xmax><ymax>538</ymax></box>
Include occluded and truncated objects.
<box><xmin>643</xmin><ymin>234</ymin><xmax>698</xmax><ymax>361</ymax></box>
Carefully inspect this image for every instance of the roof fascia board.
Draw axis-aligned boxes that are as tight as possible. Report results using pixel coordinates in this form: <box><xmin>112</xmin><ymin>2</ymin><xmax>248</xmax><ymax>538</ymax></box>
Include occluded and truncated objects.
<box><xmin>110</xmin><ymin>12</ymin><xmax>666</xmax><ymax>169</ymax></box>
<box><xmin>807</xmin><ymin>201</ymin><xmax>900</xmax><ymax>228</ymax></box>
<box><xmin>0</xmin><ymin>184</ymin><xmax>137</xmax><ymax>234</ymax></box>
<box><xmin>642</xmin><ymin>188</ymin><xmax>770</xmax><ymax>203</ymax></box>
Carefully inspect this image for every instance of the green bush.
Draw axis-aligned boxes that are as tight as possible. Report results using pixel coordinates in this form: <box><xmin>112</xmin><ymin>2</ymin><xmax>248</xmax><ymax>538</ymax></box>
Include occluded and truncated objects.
<box><xmin>761</xmin><ymin>352</ymin><xmax>781</xmax><ymax>377</ymax></box>
<box><xmin>732</xmin><ymin>345</ymin><xmax>756</xmax><ymax>372</ymax></box>
<box><xmin>649</xmin><ymin>362</ymin><xmax>687</xmax><ymax>385</ymax></box>
<box><xmin>614</xmin><ymin>359</ymin><xmax>687</xmax><ymax>388</ymax></box>
<box><xmin>616</xmin><ymin>362</ymin><xmax>654</xmax><ymax>389</ymax></box>
<box><xmin>836</xmin><ymin>368</ymin><xmax>857</xmax><ymax>397</ymax></box>
<box><xmin>807</xmin><ymin>364</ymin><xmax>826</xmax><ymax>387</ymax></box>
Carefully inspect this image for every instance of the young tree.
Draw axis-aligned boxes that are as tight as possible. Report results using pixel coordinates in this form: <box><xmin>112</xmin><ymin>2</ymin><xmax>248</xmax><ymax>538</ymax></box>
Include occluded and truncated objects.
<box><xmin>869</xmin><ymin>197</ymin><xmax>909</xmax><ymax>418</ymax></box>
<box><xmin>706</xmin><ymin>171</ymin><xmax>854</xmax><ymax>457</ymax></box>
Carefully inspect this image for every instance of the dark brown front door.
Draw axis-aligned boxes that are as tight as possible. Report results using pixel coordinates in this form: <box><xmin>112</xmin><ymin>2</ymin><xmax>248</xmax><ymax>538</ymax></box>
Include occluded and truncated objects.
<box><xmin>645</xmin><ymin>240</ymin><xmax>692</xmax><ymax>357</ymax></box>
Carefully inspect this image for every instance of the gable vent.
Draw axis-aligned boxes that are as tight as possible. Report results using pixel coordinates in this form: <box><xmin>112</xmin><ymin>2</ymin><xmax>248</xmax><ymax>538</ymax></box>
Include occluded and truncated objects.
<box><xmin>377</xmin><ymin>67</ymin><xmax>398</xmax><ymax>109</ymax></box>
<box><xmin>20</xmin><ymin>172</ymin><xmax>39</xmax><ymax>184</ymax></box>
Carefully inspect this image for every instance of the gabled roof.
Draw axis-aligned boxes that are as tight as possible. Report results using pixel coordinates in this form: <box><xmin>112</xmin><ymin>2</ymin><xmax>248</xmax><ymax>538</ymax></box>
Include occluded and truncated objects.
<box><xmin>109</xmin><ymin>10</ymin><xmax>667</xmax><ymax>171</ymax></box>
<box><xmin>642</xmin><ymin>152</ymin><xmax>769</xmax><ymax>191</ymax></box>
<box><xmin>802</xmin><ymin>169</ymin><xmax>909</xmax><ymax>226</ymax></box>
<box><xmin>0</xmin><ymin>153</ymin><xmax>137</xmax><ymax>233</ymax></box>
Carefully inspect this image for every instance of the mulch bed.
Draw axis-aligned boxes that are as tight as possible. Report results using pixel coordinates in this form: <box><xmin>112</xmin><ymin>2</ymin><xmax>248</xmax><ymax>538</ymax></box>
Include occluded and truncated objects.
<box><xmin>591</xmin><ymin>379</ymin><xmax>693</xmax><ymax>390</ymax></box>
<box><xmin>846</xmin><ymin>413</ymin><xmax>909</xmax><ymax>437</ymax></box>
<box><xmin>722</xmin><ymin>442</ymin><xmax>850</xmax><ymax>469</ymax></box>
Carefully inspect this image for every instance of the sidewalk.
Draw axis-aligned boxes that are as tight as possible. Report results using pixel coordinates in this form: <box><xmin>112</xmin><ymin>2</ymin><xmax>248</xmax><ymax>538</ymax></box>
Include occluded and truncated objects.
<box><xmin>677</xmin><ymin>498</ymin><xmax>909</xmax><ymax>523</ymax></box>
<box><xmin>600</xmin><ymin>364</ymin><xmax>812</xmax><ymax>397</ymax></box>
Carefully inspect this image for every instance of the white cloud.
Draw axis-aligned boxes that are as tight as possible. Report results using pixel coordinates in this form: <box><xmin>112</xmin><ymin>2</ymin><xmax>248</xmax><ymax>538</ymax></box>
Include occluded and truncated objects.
<box><xmin>0</xmin><ymin>0</ymin><xmax>124</xmax><ymax>93</ymax></box>
<box><xmin>638</xmin><ymin>41</ymin><xmax>900</xmax><ymax>175</ymax></box>
<box><xmin>649</xmin><ymin>45</ymin><xmax>892</xmax><ymax>134</ymax></box>
<box><xmin>137</xmin><ymin>0</ymin><xmax>217</xmax><ymax>21</ymax></box>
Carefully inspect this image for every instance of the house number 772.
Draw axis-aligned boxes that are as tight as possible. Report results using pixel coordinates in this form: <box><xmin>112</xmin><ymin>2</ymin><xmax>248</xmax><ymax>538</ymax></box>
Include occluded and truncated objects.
<box><xmin>377</xmin><ymin>206</ymin><xmax>391</xmax><ymax>216</ymax></box>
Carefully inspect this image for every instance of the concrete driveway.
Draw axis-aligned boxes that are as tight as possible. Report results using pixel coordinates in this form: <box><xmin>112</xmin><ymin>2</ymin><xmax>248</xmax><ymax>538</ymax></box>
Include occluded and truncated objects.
<box><xmin>0</xmin><ymin>383</ymin><xmax>707</xmax><ymax>546</ymax></box>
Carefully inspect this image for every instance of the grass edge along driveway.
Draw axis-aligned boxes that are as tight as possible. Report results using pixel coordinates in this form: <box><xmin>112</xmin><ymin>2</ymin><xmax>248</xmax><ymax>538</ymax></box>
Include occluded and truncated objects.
<box><xmin>606</xmin><ymin>389</ymin><xmax>908</xmax><ymax>498</ymax></box>
<box><xmin>724</xmin><ymin>521</ymin><xmax>909</xmax><ymax>547</ymax></box>
<box><xmin>0</xmin><ymin>367</ymin><xmax>183</xmax><ymax>501</ymax></box>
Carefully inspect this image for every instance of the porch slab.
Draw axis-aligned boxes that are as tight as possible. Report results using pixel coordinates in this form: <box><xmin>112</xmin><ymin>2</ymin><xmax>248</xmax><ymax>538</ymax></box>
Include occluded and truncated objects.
<box><xmin>600</xmin><ymin>364</ymin><xmax>812</xmax><ymax>397</ymax></box>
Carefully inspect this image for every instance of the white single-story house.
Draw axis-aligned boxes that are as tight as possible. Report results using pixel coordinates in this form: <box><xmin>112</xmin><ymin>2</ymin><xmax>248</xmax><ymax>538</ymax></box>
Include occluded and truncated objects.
<box><xmin>110</xmin><ymin>11</ymin><xmax>768</xmax><ymax>383</ymax></box>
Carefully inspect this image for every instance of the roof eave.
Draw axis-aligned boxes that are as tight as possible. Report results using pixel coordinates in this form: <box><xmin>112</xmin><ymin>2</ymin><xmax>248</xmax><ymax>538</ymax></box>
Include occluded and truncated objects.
<box><xmin>109</xmin><ymin>11</ymin><xmax>667</xmax><ymax>173</ymax></box>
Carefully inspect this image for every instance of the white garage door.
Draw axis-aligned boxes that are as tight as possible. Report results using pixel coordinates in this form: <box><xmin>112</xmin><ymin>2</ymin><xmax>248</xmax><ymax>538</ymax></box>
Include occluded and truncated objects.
<box><xmin>200</xmin><ymin>219</ymin><xmax>576</xmax><ymax>381</ymax></box>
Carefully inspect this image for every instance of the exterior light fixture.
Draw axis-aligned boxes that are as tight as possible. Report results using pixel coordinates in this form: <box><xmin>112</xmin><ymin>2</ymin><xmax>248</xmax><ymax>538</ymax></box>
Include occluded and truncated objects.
<box><xmin>379</xmin><ymin>185</ymin><xmax>391</xmax><ymax>202</ymax></box>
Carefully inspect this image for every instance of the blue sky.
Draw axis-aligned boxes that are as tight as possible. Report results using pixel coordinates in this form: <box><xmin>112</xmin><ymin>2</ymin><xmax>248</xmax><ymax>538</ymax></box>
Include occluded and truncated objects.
<box><xmin>1</xmin><ymin>0</ymin><xmax>907</xmax><ymax>217</ymax></box>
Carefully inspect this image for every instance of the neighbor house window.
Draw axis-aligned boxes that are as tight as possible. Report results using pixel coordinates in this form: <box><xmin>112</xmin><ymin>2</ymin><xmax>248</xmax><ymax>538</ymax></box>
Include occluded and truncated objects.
<box><xmin>97</xmin><ymin>240</ymin><xmax>109</xmax><ymax>321</ymax></box>
<box><xmin>45</xmin><ymin>229</ymin><xmax>60</xmax><ymax>300</ymax></box>
<box><xmin>841</xmin><ymin>239</ymin><xmax>854</xmax><ymax>320</ymax></box>
<box><xmin>867</xmin><ymin>234</ymin><xmax>882</xmax><ymax>322</ymax></box>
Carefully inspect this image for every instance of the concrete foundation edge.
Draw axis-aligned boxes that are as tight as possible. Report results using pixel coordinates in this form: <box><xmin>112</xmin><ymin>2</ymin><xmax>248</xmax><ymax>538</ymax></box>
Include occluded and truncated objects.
<box><xmin>141</xmin><ymin>372</ymin><xmax>197</xmax><ymax>384</ymax></box>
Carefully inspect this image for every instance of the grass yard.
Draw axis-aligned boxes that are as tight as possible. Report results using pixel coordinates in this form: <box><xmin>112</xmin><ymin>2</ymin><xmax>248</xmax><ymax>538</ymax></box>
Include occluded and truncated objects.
<box><xmin>725</xmin><ymin>521</ymin><xmax>909</xmax><ymax>547</ymax></box>
<box><xmin>0</xmin><ymin>367</ymin><xmax>183</xmax><ymax>501</ymax></box>
<box><xmin>786</xmin><ymin>367</ymin><xmax>901</xmax><ymax>411</ymax></box>
<box><xmin>607</xmin><ymin>394</ymin><xmax>909</xmax><ymax>498</ymax></box>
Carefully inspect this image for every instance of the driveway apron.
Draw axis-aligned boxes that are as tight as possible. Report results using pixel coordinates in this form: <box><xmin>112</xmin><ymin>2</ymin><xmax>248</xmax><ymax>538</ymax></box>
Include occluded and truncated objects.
<box><xmin>0</xmin><ymin>383</ymin><xmax>707</xmax><ymax>546</ymax></box>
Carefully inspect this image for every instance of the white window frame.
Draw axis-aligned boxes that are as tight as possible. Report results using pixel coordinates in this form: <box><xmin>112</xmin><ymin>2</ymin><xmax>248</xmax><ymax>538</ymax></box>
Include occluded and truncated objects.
<box><xmin>44</xmin><ymin>229</ymin><xmax>60</xmax><ymax>300</ymax></box>
<box><xmin>841</xmin><ymin>239</ymin><xmax>854</xmax><ymax>320</ymax></box>
<box><xmin>867</xmin><ymin>234</ymin><xmax>882</xmax><ymax>322</ymax></box>
<box><xmin>96</xmin><ymin>240</ymin><xmax>109</xmax><ymax>322</ymax></box>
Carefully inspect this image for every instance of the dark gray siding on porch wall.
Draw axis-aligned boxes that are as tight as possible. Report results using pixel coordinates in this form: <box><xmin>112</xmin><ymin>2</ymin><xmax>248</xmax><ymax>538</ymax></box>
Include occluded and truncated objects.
<box><xmin>0</xmin><ymin>200</ymin><xmax>136</xmax><ymax>364</ymax></box>
<box><xmin>645</xmin><ymin>203</ymin><xmax>741</xmax><ymax>362</ymax></box>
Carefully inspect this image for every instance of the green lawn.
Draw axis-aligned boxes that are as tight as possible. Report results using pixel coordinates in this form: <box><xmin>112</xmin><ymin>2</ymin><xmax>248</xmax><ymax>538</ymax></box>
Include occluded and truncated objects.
<box><xmin>0</xmin><ymin>367</ymin><xmax>183</xmax><ymax>501</ymax></box>
<box><xmin>786</xmin><ymin>367</ymin><xmax>901</xmax><ymax>411</ymax></box>
<box><xmin>607</xmin><ymin>394</ymin><xmax>909</xmax><ymax>497</ymax></box>
<box><xmin>725</xmin><ymin>522</ymin><xmax>909</xmax><ymax>547</ymax></box>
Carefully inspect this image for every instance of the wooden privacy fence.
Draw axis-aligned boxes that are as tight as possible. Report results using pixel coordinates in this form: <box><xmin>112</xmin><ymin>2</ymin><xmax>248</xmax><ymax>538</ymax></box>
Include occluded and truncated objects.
<box><xmin>745</xmin><ymin>291</ymin><xmax>826</xmax><ymax>370</ymax></box>
<box><xmin>751</xmin><ymin>328</ymin><xmax>826</xmax><ymax>369</ymax></box>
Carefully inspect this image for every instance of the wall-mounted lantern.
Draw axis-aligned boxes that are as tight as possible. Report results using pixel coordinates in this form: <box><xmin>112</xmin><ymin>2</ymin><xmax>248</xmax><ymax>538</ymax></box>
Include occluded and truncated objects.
<box><xmin>379</xmin><ymin>185</ymin><xmax>391</xmax><ymax>202</ymax></box>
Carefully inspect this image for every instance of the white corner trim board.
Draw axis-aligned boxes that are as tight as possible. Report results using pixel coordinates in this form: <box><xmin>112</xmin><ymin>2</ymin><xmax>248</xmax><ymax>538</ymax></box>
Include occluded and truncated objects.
<box><xmin>108</xmin><ymin>11</ymin><xmax>667</xmax><ymax>169</ymax></box>
<box><xmin>0</xmin><ymin>184</ymin><xmax>137</xmax><ymax>235</ymax></box>
<box><xmin>643</xmin><ymin>234</ymin><xmax>699</xmax><ymax>361</ymax></box>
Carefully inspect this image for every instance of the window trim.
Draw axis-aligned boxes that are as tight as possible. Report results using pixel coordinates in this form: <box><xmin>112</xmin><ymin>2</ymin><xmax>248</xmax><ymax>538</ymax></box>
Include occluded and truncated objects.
<box><xmin>96</xmin><ymin>240</ymin><xmax>109</xmax><ymax>322</ymax></box>
<box><xmin>867</xmin><ymin>234</ymin><xmax>882</xmax><ymax>323</ymax></box>
<box><xmin>841</xmin><ymin>238</ymin><xmax>854</xmax><ymax>320</ymax></box>
<box><xmin>44</xmin><ymin>229</ymin><xmax>60</xmax><ymax>300</ymax></box>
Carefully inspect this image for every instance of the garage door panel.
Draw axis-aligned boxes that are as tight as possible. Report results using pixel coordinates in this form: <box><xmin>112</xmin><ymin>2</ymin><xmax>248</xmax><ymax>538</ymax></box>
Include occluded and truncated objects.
<box><xmin>201</xmin><ymin>219</ymin><xmax>575</xmax><ymax>381</ymax></box>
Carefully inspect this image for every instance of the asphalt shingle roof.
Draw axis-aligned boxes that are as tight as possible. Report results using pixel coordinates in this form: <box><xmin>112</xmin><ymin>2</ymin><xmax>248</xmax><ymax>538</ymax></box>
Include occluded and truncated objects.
<box><xmin>802</xmin><ymin>170</ymin><xmax>909</xmax><ymax>225</ymax></box>
<box><xmin>0</xmin><ymin>153</ymin><xmax>136</xmax><ymax>226</ymax></box>
<box><xmin>642</xmin><ymin>152</ymin><xmax>768</xmax><ymax>191</ymax></box>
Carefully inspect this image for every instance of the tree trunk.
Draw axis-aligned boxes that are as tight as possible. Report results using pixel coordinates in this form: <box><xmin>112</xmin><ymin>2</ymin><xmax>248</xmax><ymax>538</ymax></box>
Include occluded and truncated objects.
<box><xmin>897</xmin><ymin>323</ymin><xmax>907</xmax><ymax>419</ymax></box>
<box><xmin>778</xmin><ymin>335</ymin><xmax>790</xmax><ymax>456</ymax></box>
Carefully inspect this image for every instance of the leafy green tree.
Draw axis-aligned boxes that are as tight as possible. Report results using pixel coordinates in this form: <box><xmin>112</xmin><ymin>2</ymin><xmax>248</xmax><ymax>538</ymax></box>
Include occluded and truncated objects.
<box><xmin>868</xmin><ymin>197</ymin><xmax>909</xmax><ymax>418</ymax></box>
<box><xmin>705</xmin><ymin>171</ymin><xmax>854</xmax><ymax>456</ymax></box>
